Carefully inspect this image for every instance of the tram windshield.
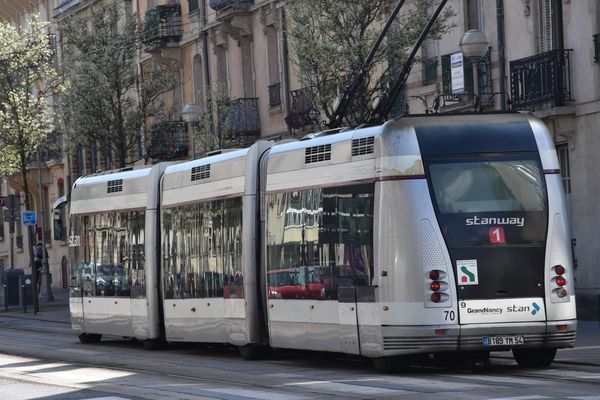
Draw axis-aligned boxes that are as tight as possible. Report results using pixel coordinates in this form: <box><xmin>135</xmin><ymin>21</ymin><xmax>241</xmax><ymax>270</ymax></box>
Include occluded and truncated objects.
<box><xmin>428</xmin><ymin>159</ymin><xmax>546</xmax><ymax>214</ymax></box>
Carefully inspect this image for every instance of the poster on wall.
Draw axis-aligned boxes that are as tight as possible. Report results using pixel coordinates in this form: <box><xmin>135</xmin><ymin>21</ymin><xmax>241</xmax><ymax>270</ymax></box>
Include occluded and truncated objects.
<box><xmin>451</xmin><ymin>52</ymin><xmax>464</xmax><ymax>94</ymax></box>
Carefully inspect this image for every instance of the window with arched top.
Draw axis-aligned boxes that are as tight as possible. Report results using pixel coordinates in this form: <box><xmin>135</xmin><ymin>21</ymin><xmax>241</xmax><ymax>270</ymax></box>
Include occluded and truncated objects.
<box><xmin>193</xmin><ymin>54</ymin><xmax>204</xmax><ymax>109</ymax></box>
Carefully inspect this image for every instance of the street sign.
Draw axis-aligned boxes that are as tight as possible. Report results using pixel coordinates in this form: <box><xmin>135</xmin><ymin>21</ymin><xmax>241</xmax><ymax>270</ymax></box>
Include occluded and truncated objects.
<box><xmin>5</xmin><ymin>194</ymin><xmax>18</xmax><ymax>209</ymax></box>
<box><xmin>22</xmin><ymin>211</ymin><xmax>36</xmax><ymax>226</ymax></box>
<box><xmin>3</xmin><ymin>209</ymin><xmax>17</xmax><ymax>222</ymax></box>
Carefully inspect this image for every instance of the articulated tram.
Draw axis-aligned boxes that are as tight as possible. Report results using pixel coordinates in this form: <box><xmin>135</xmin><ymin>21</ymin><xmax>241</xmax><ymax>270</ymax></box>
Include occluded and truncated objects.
<box><xmin>69</xmin><ymin>113</ymin><xmax>576</xmax><ymax>369</ymax></box>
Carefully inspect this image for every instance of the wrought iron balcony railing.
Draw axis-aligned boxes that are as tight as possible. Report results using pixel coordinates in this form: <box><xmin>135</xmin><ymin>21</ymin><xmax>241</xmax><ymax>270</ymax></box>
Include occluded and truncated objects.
<box><xmin>594</xmin><ymin>34</ymin><xmax>600</xmax><ymax>63</ymax></box>
<box><xmin>510</xmin><ymin>49</ymin><xmax>573</xmax><ymax>110</ymax></box>
<box><xmin>147</xmin><ymin>121</ymin><xmax>189</xmax><ymax>161</ymax></box>
<box><xmin>441</xmin><ymin>48</ymin><xmax>492</xmax><ymax>106</ymax></box>
<box><xmin>39</xmin><ymin>131</ymin><xmax>63</xmax><ymax>163</ymax></box>
<box><xmin>285</xmin><ymin>88</ymin><xmax>318</xmax><ymax>130</ymax></box>
<box><xmin>218</xmin><ymin>98</ymin><xmax>260</xmax><ymax>138</ymax></box>
<box><xmin>209</xmin><ymin>0</ymin><xmax>253</xmax><ymax>19</ymax></box>
<box><xmin>422</xmin><ymin>57</ymin><xmax>438</xmax><ymax>86</ymax></box>
<box><xmin>143</xmin><ymin>4</ymin><xmax>183</xmax><ymax>50</ymax></box>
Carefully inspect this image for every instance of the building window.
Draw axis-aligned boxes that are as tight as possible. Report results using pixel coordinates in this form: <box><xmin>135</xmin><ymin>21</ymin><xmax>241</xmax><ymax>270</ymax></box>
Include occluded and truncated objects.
<box><xmin>193</xmin><ymin>54</ymin><xmax>204</xmax><ymax>108</ymax></box>
<box><xmin>240</xmin><ymin>38</ymin><xmax>254</xmax><ymax>98</ymax></box>
<box><xmin>266</xmin><ymin>26</ymin><xmax>281</xmax><ymax>107</ymax></box>
<box><xmin>188</xmin><ymin>0</ymin><xmax>199</xmax><ymax>13</ymax></box>
<box><xmin>216</xmin><ymin>46</ymin><xmax>228</xmax><ymax>93</ymax></box>
<box><xmin>534</xmin><ymin>0</ymin><xmax>563</xmax><ymax>53</ymax></box>
<box><xmin>466</xmin><ymin>0</ymin><xmax>482</xmax><ymax>30</ymax></box>
<box><xmin>556</xmin><ymin>142</ymin><xmax>571</xmax><ymax>194</ymax></box>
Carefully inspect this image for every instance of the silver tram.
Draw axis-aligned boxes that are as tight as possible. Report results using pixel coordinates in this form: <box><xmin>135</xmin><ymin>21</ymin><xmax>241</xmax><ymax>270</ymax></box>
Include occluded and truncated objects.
<box><xmin>69</xmin><ymin>113</ymin><xmax>576</xmax><ymax>368</ymax></box>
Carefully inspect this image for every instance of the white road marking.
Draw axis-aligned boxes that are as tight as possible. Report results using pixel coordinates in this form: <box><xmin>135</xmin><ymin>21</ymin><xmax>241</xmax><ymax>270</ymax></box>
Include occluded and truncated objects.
<box><xmin>485</xmin><ymin>396</ymin><xmax>548</xmax><ymax>400</ymax></box>
<box><xmin>283</xmin><ymin>380</ymin><xmax>406</xmax><ymax>395</ymax></box>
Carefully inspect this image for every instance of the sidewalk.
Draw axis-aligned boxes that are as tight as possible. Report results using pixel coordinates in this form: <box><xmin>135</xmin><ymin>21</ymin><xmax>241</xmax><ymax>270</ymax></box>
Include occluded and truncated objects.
<box><xmin>0</xmin><ymin>287</ymin><xmax>70</xmax><ymax>324</ymax></box>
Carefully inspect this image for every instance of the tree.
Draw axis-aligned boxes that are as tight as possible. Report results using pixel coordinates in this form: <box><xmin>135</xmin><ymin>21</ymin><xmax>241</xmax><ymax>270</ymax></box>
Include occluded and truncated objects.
<box><xmin>191</xmin><ymin>84</ymin><xmax>238</xmax><ymax>156</ymax></box>
<box><xmin>287</xmin><ymin>0</ymin><xmax>455</xmax><ymax>127</ymax></box>
<box><xmin>0</xmin><ymin>14</ymin><xmax>64</xmax><ymax>308</ymax></box>
<box><xmin>59</xmin><ymin>2</ymin><xmax>177</xmax><ymax>168</ymax></box>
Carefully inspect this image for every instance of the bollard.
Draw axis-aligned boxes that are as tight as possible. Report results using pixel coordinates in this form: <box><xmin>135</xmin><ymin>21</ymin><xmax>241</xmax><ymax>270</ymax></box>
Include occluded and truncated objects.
<box><xmin>20</xmin><ymin>276</ymin><xmax>26</xmax><ymax>314</ymax></box>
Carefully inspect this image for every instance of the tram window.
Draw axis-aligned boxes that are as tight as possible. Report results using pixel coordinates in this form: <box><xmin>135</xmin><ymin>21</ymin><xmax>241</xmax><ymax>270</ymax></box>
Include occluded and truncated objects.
<box><xmin>70</xmin><ymin>211</ymin><xmax>144</xmax><ymax>298</ymax></box>
<box><xmin>428</xmin><ymin>159</ymin><xmax>546</xmax><ymax>214</ymax></box>
<box><xmin>266</xmin><ymin>184</ymin><xmax>374</xmax><ymax>300</ymax></box>
<box><xmin>162</xmin><ymin>197</ymin><xmax>243</xmax><ymax>300</ymax></box>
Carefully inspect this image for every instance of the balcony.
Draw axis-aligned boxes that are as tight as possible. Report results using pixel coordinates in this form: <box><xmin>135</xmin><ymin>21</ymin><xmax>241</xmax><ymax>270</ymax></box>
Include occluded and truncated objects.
<box><xmin>143</xmin><ymin>4</ymin><xmax>183</xmax><ymax>51</ymax></box>
<box><xmin>441</xmin><ymin>48</ymin><xmax>493</xmax><ymax>107</ymax></box>
<box><xmin>147</xmin><ymin>121</ymin><xmax>189</xmax><ymax>161</ymax></box>
<box><xmin>209</xmin><ymin>0</ymin><xmax>253</xmax><ymax>20</ymax></box>
<box><xmin>39</xmin><ymin>131</ymin><xmax>63</xmax><ymax>163</ymax></box>
<box><xmin>510</xmin><ymin>49</ymin><xmax>573</xmax><ymax>110</ymax></box>
<box><xmin>594</xmin><ymin>34</ymin><xmax>600</xmax><ymax>63</ymax></box>
<box><xmin>218</xmin><ymin>98</ymin><xmax>260</xmax><ymax>139</ymax></box>
<box><xmin>285</xmin><ymin>89</ymin><xmax>318</xmax><ymax>130</ymax></box>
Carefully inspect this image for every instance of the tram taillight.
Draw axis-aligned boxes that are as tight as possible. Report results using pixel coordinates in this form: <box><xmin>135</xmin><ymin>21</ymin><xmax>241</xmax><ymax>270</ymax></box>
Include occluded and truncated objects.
<box><xmin>555</xmin><ymin>276</ymin><xmax>567</xmax><ymax>287</ymax></box>
<box><xmin>430</xmin><ymin>281</ymin><xmax>441</xmax><ymax>291</ymax></box>
<box><xmin>430</xmin><ymin>293</ymin><xmax>441</xmax><ymax>303</ymax></box>
<box><xmin>554</xmin><ymin>265</ymin><xmax>566</xmax><ymax>275</ymax></box>
<box><xmin>429</xmin><ymin>270</ymin><xmax>440</xmax><ymax>280</ymax></box>
<box><xmin>552</xmin><ymin>264</ymin><xmax>568</xmax><ymax>299</ymax></box>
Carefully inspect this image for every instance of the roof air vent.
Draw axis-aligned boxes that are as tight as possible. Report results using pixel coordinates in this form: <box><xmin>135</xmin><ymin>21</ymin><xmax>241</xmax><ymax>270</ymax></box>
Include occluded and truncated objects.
<box><xmin>352</xmin><ymin>136</ymin><xmax>375</xmax><ymax>156</ymax></box>
<box><xmin>107</xmin><ymin>179</ymin><xmax>123</xmax><ymax>193</ymax></box>
<box><xmin>191</xmin><ymin>164</ymin><xmax>210</xmax><ymax>181</ymax></box>
<box><xmin>305</xmin><ymin>144</ymin><xmax>332</xmax><ymax>164</ymax></box>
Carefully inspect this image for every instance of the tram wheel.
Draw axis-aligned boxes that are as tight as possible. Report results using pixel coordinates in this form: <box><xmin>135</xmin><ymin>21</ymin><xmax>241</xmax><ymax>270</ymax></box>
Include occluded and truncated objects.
<box><xmin>142</xmin><ymin>338</ymin><xmax>165</xmax><ymax>350</ymax></box>
<box><xmin>371</xmin><ymin>356</ymin><xmax>410</xmax><ymax>373</ymax></box>
<box><xmin>238</xmin><ymin>344</ymin><xmax>266</xmax><ymax>360</ymax></box>
<box><xmin>78</xmin><ymin>333</ymin><xmax>102</xmax><ymax>344</ymax></box>
<box><xmin>512</xmin><ymin>347</ymin><xmax>557</xmax><ymax>368</ymax></box>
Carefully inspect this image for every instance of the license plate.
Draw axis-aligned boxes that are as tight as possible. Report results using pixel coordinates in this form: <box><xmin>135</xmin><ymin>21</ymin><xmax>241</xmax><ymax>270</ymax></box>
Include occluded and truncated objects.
<box><xmin>482</xmin><ymin>335</ymin><xmax>524</xmax><ymax>346</ymax></box>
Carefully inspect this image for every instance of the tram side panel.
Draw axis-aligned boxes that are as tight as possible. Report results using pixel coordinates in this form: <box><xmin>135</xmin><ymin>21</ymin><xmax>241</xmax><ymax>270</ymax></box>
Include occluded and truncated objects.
<box><xmin>530</xmin><ymin>118</ymin><xmax>577</xmax><ymax>334</ymax></box>
<box><xmin>358</xmin><ymin>124</ymin><xmax>459</xmax><ymax>358</ymax></box>
<box><xmin>69</xmin><ymin>166</ymin><xmax>160</xmax><ymax>340</ymax></box>
<box><xmin>264</xmin><ymin>130</ymin><xmax>383</xmax><ymax>355</ymax></box>
<box><xmin>159</xmin><ymin>143</ymin><xmax>270</xmax><ymax>347</ymax></box>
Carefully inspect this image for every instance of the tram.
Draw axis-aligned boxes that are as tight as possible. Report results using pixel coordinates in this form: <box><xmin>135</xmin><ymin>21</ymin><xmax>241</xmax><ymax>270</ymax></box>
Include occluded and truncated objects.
<box><xmin>69</xmin><ymin>113</ymin><xmax>576</xmax><ymax>368</ymax></box>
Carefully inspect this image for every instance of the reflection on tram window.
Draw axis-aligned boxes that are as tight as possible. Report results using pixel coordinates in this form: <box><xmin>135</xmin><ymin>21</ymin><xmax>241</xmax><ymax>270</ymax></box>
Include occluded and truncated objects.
<box><xmin>161</xmin><ymin>197</ymin><xmax>243</xmax><ymax>300</ymax></box>
<box><xmin>266</xmin><ymin>184</ymin><xmax>374</xmax><ymax>300</ymax></box>
<box><xmin>69</xmin><ymin>211</ymin><xmax>145</xmax><ymax>298</ymax></box>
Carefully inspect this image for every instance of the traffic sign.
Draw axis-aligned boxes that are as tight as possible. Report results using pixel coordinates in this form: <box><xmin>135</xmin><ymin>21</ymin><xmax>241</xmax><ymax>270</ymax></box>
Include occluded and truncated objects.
<box><xmin>5</xmin><ymin>194</ymin><xmax>18</xmax><ymax>209</ymax></box>
<box><xmin>22</xmin><ymin>211</ymin><xmax>36</xmax><ymax>225</ymax></box>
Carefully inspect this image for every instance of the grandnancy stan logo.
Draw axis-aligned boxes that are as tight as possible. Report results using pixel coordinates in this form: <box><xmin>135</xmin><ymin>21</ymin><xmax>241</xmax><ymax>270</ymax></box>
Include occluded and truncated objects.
<box><xmin>457</xmin><ymin>259</ymin><xmax>478</xmax><ymax>285</ymax></box>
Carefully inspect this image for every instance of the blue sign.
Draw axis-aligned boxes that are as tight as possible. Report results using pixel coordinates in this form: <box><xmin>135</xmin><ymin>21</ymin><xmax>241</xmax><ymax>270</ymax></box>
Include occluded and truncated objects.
<box><xmin>22</xmin><ymin>211</ymin><xmax>36</xmax><ymax>225</ymax></box>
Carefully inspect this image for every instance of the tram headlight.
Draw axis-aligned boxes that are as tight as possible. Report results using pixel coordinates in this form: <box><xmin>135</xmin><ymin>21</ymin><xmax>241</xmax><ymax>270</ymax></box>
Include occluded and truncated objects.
<box><xmin>553</xmin><ymin>264</ymin><xmax>566</xmax><ymax>276</ymax></box>
<box><xmin>430</xmin><ymin>281</ymin><xmax>441</xmax><ymax>292</ymax></box>
<box><xmin>555</xmin><ymin>276</ymin><xmax>567</xmax><ymax>287</ymax></box>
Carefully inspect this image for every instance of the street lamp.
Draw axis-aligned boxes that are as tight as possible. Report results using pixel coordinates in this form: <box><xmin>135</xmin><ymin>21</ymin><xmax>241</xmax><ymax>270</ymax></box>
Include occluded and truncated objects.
<box><xmin>459</xmin><ymin>29</ymin><xmax>489</xmax><ymax>99</ymax></box>
<box><xmin>182</xmin><ymin>103</ymin><xmax>202</xmax><ymax>158</ymax></box>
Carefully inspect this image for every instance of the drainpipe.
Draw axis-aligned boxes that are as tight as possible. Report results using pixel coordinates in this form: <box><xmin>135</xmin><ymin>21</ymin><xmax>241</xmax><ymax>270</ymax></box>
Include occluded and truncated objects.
<box><xmin>281</xmin><ymin>6</ymin><xmax>292</xmax><ymax>134</ymax></box>
<box><xmin>496</xmin><ymin>0</ymin><xmax>507</xmax><ymax>111</ymax></box>
<box><xmin>202</xmin><ymin>1</ymin><xmax>212</xmax><ymax>135</ymax></box>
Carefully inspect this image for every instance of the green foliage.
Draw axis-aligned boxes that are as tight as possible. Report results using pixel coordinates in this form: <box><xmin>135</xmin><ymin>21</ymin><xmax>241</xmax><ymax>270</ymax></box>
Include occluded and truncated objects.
<box><xmin>0</xmin><ymin>14</ymin><xmax>64</xmax><ymax>177</ymax></box>
<box><xmin>59</xmin><ymin>2</ymin><xmax>177</xmax><ymax>167</ymax></box>
<box><xmin>191</xmin><ymin>84</ymin><xmax>239</xmax><ymax>156</ymax></box>
<box><xmin>287</xmin><ymin>0</ymin><xmax>456</xmax><ymax>126</ymax></box>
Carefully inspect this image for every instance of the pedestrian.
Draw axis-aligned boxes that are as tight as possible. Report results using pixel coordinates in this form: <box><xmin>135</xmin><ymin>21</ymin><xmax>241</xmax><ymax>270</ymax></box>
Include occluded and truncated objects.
<box><xmin>33</xmin><ymin>242</ymin><xmax>45</xmax><ymax>293</ymax></box>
